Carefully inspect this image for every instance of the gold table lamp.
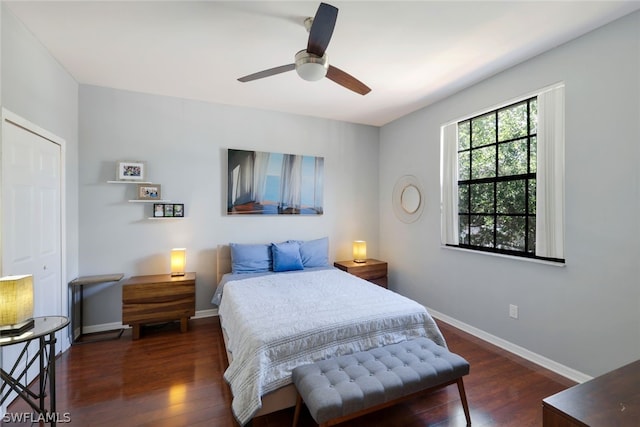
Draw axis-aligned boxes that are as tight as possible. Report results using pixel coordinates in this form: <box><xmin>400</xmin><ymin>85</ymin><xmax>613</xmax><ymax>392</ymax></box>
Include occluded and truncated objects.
<box><xmin>0</xmin><ymin>275</ymin><xmax>34</xmax><ymax>336</ymax></box>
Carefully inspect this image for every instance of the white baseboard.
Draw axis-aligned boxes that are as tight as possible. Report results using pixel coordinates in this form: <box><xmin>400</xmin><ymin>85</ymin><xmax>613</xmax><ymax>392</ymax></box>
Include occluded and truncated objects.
<box><xmin>194</xmin><ymin>308</ymin><xmax>218</xmax><ymax>319</ymax></box>
<box><xmin>81</xmin><ymin>308</ymin><xmax>218</xmax><ymax>335</ymax></box>
<box><xmin>427</xmin><ymin>308</ymin><xmax>592</xmax><ymax>384</ymax></box>
<box><xmin>82</xmin><ymin>321</ymin><xmax>127</xmax><ymax>335</ymax></box>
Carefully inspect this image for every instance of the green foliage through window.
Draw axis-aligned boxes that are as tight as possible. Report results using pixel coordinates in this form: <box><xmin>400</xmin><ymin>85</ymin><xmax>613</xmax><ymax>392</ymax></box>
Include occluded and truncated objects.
<box><xmin>457</xmin><ymin>97</ymin><xmax>537</xmax><ymax>257</ymax></box>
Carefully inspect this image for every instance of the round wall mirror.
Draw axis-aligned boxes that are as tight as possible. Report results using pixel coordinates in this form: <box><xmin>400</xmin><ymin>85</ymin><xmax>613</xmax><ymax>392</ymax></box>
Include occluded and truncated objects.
<box><xmin>392</xmin><ymin>175</ymin><xmax>425</xmax><ymax>223</ymax></box>
<box><xmin>401</xmin><ymin>185</ymin><xmax>421</xmax><ymax>214</ymax></box>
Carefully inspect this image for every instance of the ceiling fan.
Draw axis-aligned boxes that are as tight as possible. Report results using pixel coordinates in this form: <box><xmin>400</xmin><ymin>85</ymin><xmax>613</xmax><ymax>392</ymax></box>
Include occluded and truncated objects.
<box><xmin>237</xmin><ymin>2</ymin><xmax>371</xmax><ymax>95</ymax></box>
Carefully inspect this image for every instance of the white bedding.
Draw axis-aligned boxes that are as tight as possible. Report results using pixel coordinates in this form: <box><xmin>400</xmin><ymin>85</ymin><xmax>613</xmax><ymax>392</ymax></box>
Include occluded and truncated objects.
<box><xmin>218</xmin><ymin>268</ymin><xmax>446</xmax><ymax>425</ymax></box>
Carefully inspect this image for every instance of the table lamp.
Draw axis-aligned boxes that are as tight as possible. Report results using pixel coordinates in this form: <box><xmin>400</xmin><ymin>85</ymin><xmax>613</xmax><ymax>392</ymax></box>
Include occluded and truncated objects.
<box><xmin>353</xmin><ymin>241</ymin><xmax>367</xmax><ymax>263</ymax></box>
<box><xmin>171</xmin><ymin>248</ymin><xmax>186</xmax><ymax>276</ymax></box>
<box><xmin>0</xmin><ymin>275</ymin><xmax>35</xmax><ymax>336</ymax></box>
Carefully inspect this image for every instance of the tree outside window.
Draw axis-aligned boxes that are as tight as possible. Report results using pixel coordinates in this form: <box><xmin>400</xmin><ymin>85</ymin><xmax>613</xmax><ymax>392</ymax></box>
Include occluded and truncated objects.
<box><xmin>457</xmin><ymin>98</ymin><xmax>538</xmax><ymax>257</ymax></box>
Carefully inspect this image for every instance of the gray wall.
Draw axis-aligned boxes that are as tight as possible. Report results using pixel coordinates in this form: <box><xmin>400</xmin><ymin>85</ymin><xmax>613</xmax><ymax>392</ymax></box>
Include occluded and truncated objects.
<box><xmin>1</xmin><ymin>6</ymin><xmax>80</xmax><ymax>325</ymax></box>
<box><xmin>78</xmin><ymin>85</ymin><xmax>380</xmax><ymax>326</ymax></box>
<box><xmin>380</xmin><ymin>11</ymin><xmax>640</xmax><ymax>377</ymax></box>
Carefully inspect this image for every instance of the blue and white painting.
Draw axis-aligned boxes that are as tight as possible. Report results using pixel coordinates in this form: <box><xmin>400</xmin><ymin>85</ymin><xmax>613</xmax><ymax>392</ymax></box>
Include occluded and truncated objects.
<box><xmin>227</xmin><ymin>149</ymin><xmax>324</xmax><ymax>215</ymax></box>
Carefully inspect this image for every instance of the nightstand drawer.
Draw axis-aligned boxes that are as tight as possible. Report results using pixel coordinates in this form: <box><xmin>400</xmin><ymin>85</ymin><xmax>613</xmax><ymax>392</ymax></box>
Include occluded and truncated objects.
<box><xmin>369</xmin><ymin>276</ymin><xmax>388</xmax><ymax>288</ymax></box>
<box><xmin>122</xmin><ymin>281</ymin><xmax>194</xmax><ymax>304</ymax></box>
<box><xmin>122</xmin><ymin>297</ymin><xmax>194</xmax><ymax>325</ymax></box>
<box><xmin>334</xmin><ymin>259</ymin><xmax>388</xmax><ymax>288</ymax></box>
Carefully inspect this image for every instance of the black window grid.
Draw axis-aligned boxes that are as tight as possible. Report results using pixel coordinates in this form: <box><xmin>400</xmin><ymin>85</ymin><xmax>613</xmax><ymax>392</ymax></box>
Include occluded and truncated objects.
<box><xmin>456</xmin><ymin>97</ymin><xmax>538</xmax><ymax>258</ymax></box>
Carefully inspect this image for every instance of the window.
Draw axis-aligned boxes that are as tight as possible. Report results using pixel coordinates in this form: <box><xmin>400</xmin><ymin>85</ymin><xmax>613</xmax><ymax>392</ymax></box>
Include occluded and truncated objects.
<box><xmin>441</xmin><ymin>84</ymin><xmax>565</xmax><ymax>263</ymax></box>
<box><xmin>457</xmin><ymin>97</ymin><xmax>537</xmax><ymax>255</ymax></box>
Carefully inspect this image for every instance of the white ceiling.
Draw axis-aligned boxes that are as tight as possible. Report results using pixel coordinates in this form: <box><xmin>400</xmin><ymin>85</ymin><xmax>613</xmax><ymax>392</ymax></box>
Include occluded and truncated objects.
<box><xmin>6</xmin><ymin>1</ymin><xmax>640</xmax><ymax>126</ymax></box>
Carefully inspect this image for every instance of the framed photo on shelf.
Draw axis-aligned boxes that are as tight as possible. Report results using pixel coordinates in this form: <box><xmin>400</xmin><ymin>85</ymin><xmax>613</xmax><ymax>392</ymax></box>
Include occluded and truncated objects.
<box><xmin>117</xmin><ymin>161</ymin><xmax>146</xmax><ymax>181</ymax></box>
<box><xmin>137</xmin><ymin>184</ymin><xmax>161</xmax><ymax>200</ymax></box>
<box><xmin>164</xmin><ymin>204</ymin><xmax>174</xmax><ymax>217</ymax></box>
<box><xmin>153</xmin><ymin>204</ymin><xmax>165</xmax><ymax>217</ymax></box>
<box><xmin>173</xmin><ymin>204</ymin><xmax>184</xmax><ymax>217</ymax></box>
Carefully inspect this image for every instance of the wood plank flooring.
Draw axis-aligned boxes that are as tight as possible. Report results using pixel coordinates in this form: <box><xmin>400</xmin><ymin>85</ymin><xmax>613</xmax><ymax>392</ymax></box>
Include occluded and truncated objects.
<box><xmin>6</xmin><ymin>316</ymin><xmax>575</xmax><ymax>426</ymax></box>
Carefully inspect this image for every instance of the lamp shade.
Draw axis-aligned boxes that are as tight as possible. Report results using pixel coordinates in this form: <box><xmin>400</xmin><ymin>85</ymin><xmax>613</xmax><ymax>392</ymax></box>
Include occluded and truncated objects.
<box><xmin>295</xmin><ymin>50</ymin><xmax>328</xmax><ymax>81</ymax></box>
<box><xmin>353</xmin><ymin>241</ymin><xmax>367</xmax><ymax>263</ymax></box>
<box><xmin>171</xmin><ymin>248</ymin><xmax>186</xmax><ymax>276</ymax></box>
<box><xmin>0</xmin><ymin>275</ymin><xmax>34</xmax><ymax>330</ymax></box>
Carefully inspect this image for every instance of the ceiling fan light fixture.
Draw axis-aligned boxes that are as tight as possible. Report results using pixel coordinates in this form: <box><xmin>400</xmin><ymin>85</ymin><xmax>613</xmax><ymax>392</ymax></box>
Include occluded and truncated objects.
<box><xmin>237</xmin><ymin>4</ymin><xmax>369</xmax><ymax>95</ymax></box>
<box><xmin>295</xmin><ymin>50</ymin><xmax>328</xmax><ymax>81</ymax></box>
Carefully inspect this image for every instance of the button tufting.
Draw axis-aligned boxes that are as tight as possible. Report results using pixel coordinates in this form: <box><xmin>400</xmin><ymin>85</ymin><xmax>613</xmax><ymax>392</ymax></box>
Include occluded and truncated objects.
<box><xmin>291</xmin><ymin>338</ymin><xmax>470</xmax><ymax>426</ymax></box>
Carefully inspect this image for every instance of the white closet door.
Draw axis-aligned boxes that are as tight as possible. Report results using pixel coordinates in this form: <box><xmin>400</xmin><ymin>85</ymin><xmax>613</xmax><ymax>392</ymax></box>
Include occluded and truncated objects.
<box><xmin>2</xmin><ymin>119</ymin><xmax>62</xmax><ymax>317</ymax></box>
<box><xmin>1</xmin><ymin>113</ymin><xmax>64</xmax><ymax>408</ymax></box>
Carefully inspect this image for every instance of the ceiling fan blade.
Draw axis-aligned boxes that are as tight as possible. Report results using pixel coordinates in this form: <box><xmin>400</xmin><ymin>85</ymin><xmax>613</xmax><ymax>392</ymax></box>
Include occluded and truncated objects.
<box><xmin>238</xmin><ymin>64</ymin><xmax>295</xmax><ymax>82</ymax></box>
<box><xmin>326</xmin><ymin>66</ymin><xmax>371</xmax><ymax>95</ymax></box>
<box><xmin>307</xmin><ymin>3</ymin><xmax>338</xmax><ymax>57</ymax></box>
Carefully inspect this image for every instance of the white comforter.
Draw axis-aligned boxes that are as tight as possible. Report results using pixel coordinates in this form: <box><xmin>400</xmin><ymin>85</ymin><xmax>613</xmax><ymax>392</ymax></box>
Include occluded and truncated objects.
<box><xmin>218</xmin><ymin>268</ymin><xmax>446</xmax><ymax>426</ymax></box>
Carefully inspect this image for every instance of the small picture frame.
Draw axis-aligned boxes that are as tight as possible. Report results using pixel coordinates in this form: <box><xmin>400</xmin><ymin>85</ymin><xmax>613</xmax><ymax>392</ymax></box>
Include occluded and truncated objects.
<box><xmin>153</xmin><ymin>203</ymin><xmax>165</xmax><ymax>217</ymax></box>
<box><xmin>117</xmin><ymin>161</ymin><xmax>146</xmax><ymax>181</ymax></box>
<box><xmin>137</xmin><ymin>184</ymin><xmax>161</xmax><ymax>200</ymax></box>
<box><xmin>164</xmin><ymin>204</ymin><xmax>174</xmax><ymax>217</ymax></box>
<box><xmin>173</xmin><ymin>204</ymin><xmax>184</xmax><ymax>217</ymax></box>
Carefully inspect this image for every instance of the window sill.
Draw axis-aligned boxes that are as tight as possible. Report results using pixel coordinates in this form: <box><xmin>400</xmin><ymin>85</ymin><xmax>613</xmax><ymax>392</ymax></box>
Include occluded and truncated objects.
<box><xmin>441</xmin><ymin>245</ymin><xmax>566</xmax><ymax>267</ymax></box>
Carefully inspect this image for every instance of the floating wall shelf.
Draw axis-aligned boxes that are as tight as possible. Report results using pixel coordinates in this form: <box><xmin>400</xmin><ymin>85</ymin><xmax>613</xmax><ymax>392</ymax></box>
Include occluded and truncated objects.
<box><xmin>146</xmin><ymin>217</ymin><xmax>185</xmax><ymax>220</ymax></box>
<box><xmin>107</xmin><ymin>180</ymin><xmax>153</xmax><ymax>184</ymax></box>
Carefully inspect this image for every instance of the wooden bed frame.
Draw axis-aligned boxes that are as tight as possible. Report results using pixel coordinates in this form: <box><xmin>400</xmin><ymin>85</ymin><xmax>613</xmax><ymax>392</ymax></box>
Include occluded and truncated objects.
<box><xmin>216</xmin><ymin>245</ymin><xmax>299</xmax><ymax>419</ymax></box>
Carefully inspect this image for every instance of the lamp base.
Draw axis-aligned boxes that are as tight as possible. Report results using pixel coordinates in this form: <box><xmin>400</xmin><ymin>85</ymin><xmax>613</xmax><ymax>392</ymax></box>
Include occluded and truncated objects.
<box><xmin>0</xmin><ymin>318</ymin><xmax>35</xmax><ymax>337</ymax></box>
<box><xmin>171</xmin><ymin>272</ymin><xmax>185</xmax><ymax>277</ymax></box>
<box><xmin>353</xmin><ymin>259</ymin><xmax>366</xmax><ymax>263</ymax></box>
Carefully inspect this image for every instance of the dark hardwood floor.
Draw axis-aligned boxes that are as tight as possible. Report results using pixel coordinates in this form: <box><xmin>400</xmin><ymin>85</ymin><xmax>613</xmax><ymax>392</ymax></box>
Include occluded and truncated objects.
<box><xmin>6</xmin><ymin>317</ymin><xmax>575</xmax><ymax>426</ymax></box>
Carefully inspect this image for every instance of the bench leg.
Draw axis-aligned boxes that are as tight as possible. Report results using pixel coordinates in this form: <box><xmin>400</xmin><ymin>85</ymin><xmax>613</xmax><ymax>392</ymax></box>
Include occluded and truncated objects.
<box><xmin>457</xmin><ymin>378</ymin><xmax>471</xmax><ymax>426</ymax></box>
<box><xmin>292</xmin><ymin>393</ymin><xmax>303</xmax><ymax>427</ymax></box>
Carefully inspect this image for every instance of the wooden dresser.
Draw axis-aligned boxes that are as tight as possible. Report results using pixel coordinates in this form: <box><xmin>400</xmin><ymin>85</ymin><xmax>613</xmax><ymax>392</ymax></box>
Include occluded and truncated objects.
<box><xmin>122</xmin><ymin>272</ymin><xmax>196</xmax><ymax>340</ymax></box>
<box><xmin>334</xmin><ymin>259</ymin><xmax>388</xmax><ymax>288</ymax></box>
<box><xmin>542</xmin><ymin>359</ymin><xmax>640</xmax><ymax>426</ymax></box>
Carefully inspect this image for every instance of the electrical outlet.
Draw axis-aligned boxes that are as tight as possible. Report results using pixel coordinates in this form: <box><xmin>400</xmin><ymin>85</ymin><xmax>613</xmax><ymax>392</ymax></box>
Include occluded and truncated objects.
<box><xmin>509</xmin><ymin>304</ymin><xmax>519</xmax><ymax>319</ymax></box>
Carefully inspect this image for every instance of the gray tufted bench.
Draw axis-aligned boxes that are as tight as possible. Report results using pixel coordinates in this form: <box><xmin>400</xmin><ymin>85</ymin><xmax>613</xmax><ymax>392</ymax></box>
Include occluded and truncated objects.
<box><xmin>291</xmin><ymin>337</ymin><xmax>471</xmax><ymax>426</ymax></box>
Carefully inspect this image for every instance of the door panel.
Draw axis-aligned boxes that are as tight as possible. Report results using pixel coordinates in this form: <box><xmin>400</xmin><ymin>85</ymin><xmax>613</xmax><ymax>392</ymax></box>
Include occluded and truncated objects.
<box><xmin>3</xmin><ymin>121</ymin><xmax>61</xmax><ymax>317</ymax></box>
<box><xmin>1</xmin><ymin>115</ymin><xmax>63</xmax><ymax>409</ymax></box>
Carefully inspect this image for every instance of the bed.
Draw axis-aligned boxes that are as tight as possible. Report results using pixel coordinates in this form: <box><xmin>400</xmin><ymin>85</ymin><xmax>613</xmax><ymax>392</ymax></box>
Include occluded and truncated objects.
<box><xmin>213</xmin><ymin>241</ymin><xmax>446</xmax><ymax>426</ymax></box>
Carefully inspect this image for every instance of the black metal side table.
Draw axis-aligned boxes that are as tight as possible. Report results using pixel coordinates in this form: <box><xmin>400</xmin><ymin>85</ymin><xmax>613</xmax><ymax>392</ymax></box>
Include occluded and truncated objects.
<box><xmin>68</xmin><ymin>273</ymin><xmax>124</xmax><ymax>343</ymax></box>
<box><xmin>0</xmin><ymin>316</ymin><xmax>69</xmax><ymax>426</ymax></box>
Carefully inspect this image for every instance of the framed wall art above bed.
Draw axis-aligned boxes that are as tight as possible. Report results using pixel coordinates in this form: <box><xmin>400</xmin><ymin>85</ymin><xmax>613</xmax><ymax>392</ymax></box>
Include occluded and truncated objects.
<box><xmin>227</xmin><ymin>149</ymin><xmax>324</xmax><ymax>215</ymax></box>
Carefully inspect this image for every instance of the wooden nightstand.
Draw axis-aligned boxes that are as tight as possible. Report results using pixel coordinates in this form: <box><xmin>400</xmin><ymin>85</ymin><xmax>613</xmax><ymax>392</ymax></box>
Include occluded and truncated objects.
<box><xmin>334</xmin><ymin>259</ymin><xmax>388</xmax><ymax>288</ymax></box>
<box><xmin>122</xmin><ymin>272</ymin><xmax>196</xmax><ymax>340</ymax></box>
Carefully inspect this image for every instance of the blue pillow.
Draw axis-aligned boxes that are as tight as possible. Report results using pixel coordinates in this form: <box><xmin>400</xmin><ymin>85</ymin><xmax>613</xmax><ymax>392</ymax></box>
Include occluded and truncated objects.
<box><xmin>299</xmin><ymin>237</ymin><xmax>329</xmax><ymax>268</ymax></box>
<box><xmin>271</xmin><ymin>241</ymin><xmax>304</xmax><ymax>272</ymax></box>
<box><xmin>230</xmin><ymin>243</ymin><xmax>272</xmax><ymax>274</ymax></box>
